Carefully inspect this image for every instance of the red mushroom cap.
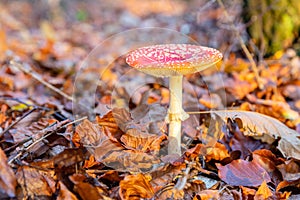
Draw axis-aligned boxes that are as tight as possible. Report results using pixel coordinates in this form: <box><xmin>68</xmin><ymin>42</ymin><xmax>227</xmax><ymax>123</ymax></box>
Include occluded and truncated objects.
<box><xmin>126</xmin><ymin>44</ymin><xmax>222</xmax><ymax>77</ymax></box>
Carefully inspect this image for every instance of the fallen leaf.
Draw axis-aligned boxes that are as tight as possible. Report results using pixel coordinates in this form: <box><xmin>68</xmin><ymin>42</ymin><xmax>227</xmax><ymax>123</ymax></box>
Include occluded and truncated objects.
<box><xmin>254</xmin><ymin>180</ymin><xmax>273</xmax><ymax>200</ymax></box>
<box><xmin>75</xmin><ymin>119</ymin><xmax>106</xmax><ymax>146</ymax></box>
<box><xmin>76</xmin><ymin>119</ymin><xmax>124</xmax><ymax>162</ymax></box>
<box><xmin>120</xmin><ymin>128</ymin><xmax>166</xmax><ymax>153</ymax></box>
<box><xmin>240</xmin><ymin>186</ymin><xmax>256</xmax><ymax>199</ymax></box>
<box><xmin>185</xmin><ymin>142</ymin><xmax>230</xmax><ymax>162</ymax></box>
<box><xmin>252</xmin><ymin>149</ymin><xmax>281</xmax><ymax>172</ymax></box>
<box><xmin>217</xmin><ymin>159</ymin><xmax>271</xmax><ymax>187</ymax></box>
<box><xmin>151</xmin><ymin>163</ymin><xmax>185</xmax><ymax>193</ymax></box>
<box><xmin>119</xmin><ymin>173</ymin><xmax>154</xmax><ymax>200</ymax></box>
<box><xmin>276</xmin><ymin>179</ymin><xmax>300</xmax><ymax>192</ymax></box>
<box><xmin>193</xmin><ymin>190</ymin><xmax>220</xmax><ymax>200</ymax></box>
<box><xmin>0</xmin><ymin>148</ymin><xmax>16</xmax><ymax>198</ymax></box>
<box><xmin>96</xmin><ymin>108</ymin><xmax>131</xmax><ymax>137</ymax></box>
<box><xmin>101</xmin><ymin>150</ymin><xmax>160</xmax><ymax>172</ymax></box>
<box><xmin>57</xmin><ymin>181</ymin><xmax>78</xmax><ymax>200</ymax></box>
<box><xmin>212</xmin><ymin>110</ymin><xmax>300</xmax><ymax>160</ymax></box>
<box><xmin>204</xmin><ymin>142</ymin><xmax>230</xmax><ymax>162</ymax></box>
<box><xmin>16</xmin><ymin>166</ymin><xmax>55</xmax><ymax>198</ymax></box>
<box><xmin>277</xmin><ymin>159</ymin><xmax>300</xmax><ymax>181</ymax></box>
<box><xmin>69</xmin><ymin>174</ymin><xmax>110</xmax><ymax>200</ymax></box>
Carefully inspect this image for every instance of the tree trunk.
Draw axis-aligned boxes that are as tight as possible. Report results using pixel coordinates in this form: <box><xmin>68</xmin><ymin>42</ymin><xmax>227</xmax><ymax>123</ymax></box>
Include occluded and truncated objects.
<box><xmin>243</xmin><ymin>0</ymin><xmax>300</xmax><ymax>56</ymax></box>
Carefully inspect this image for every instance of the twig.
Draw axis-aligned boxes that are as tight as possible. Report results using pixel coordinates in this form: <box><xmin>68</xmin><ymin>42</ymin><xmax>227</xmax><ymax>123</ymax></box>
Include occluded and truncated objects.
<box><xmin>9</xmin><ymin>60</ymin><xmax>73</xmax><ymax>101</ymax></box>
<box><xmin>174</xmin><ymin>161</ymin><xmax>195</xmax><ymax>190</ymax></box>
<box><xmin>8</xmin><ymin>116</ymin><xmax>87</xmax><ymax>165</ymax></box>
<box><xmin>0</xmin><ymin>108</ymin><xmax>37</xmax><ymax>137</ymax></box>
<box><xmin>217</xmin><ymin>0</ymin><xmax>264</xmax><ymax>89</ymax></box>
<box><xmin>186</xmin><ymin>111</ymin><xmax>213</xmax><ymax>115</ymax></box>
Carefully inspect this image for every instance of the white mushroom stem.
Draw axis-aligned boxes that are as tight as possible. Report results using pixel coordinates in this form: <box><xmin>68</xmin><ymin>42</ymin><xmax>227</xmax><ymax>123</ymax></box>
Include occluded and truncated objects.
<box><xmin>167</xmin><ymin>75</ymin><xmax>189</xmax><ymax>155</ymax></box>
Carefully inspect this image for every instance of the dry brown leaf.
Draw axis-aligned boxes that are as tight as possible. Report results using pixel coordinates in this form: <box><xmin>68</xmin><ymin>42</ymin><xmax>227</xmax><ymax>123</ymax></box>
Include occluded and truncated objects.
<box><xmin>254</xmin><ymin>180</ymin><xmax>273</xmax><ymax>200</ymax></box>
<box><xmin>120</xmin><ymin>129</ymin><xmax>166</xmax><ymax>153</ymax></box>
<box><xmin>69</xmin><ymin>174</ymin><xmax>110</xmax><ymax>200</ymax></box>
<box><xmin>0</xmin><ymin>148</ymin><xmax>16</xmax><ymax>198</ymax></box>
<box><xmin>212</xmin><ymin>110</ymin><xmax>300</xmax><ymax>160</ymax></box>
<box><xmin>204</xmin><ymin>142</ymin><xmax>230</xmax><ymax>162</ymax></box>
<box><xmin>75</xmin><ymin>119</ymin><xmax>103</xmax><ymax>146</ymax></box>
<box><xmin>119</xmin><ymin>173</ymin><xmax>154</xmax><ymax>200</ymax></box>
<box><xmin>276</xmin><ymin>179</ymin><xmax>300</xmax><ymax>193</ymax></box>
<box><xmin>31</xmin><ymin>148</ymin><xmax>85</xmax><ymax>169</ymax></box>
<box><xmin>240</xmin><ymin>186</ymin><xmax>256</xmax><ymax>199</ymax></box>
<box><xmin>16</xmin><ymin>166</ymin><xmax>55</xmax><ymax>198</ymax></box>
<box><xmin>193</xmin><ymin>190</ymin><xmax>220</xmax><ymax>200</ymax></box>
<box><xmin>151</xmin><ymin>163</ymin><xmax>185</xmax><ymax>193</ymax></box>
<box><xmin>185</xmin><ymin>142</ymin><xmax>230</xmax><ymax>162</ymax></box>
<box><xmin>76</xmin><ymin>119</ymin><xmax>124</xmax><ymax>162</ymax></box>
<box><xmin>101</xmin><ymin>150</ymin><xmax>160</xmax><ymax>172</ymax></box>
<box><xmin>252</xmin><ymin>149</ymin><xmax>280</xmax><ymax>172</ymax></box>
<box><xmin>97</xmin><ymin>108</ymin><xmax>132</xmax><ymax>134</ymax></box>
<box><xmin>217</xmin><ymin>159</ymin><xmax>271</xmax><ymax>187</ymax></box>
<box><xmin>277</xmin><ymin>159</ymin><xmax>300</xmax><ymax>181</ymax></box>
<box><xmin>57</xmin><ymin>181</ymin><xmax>78</xmax><ymax>200</ymax></box>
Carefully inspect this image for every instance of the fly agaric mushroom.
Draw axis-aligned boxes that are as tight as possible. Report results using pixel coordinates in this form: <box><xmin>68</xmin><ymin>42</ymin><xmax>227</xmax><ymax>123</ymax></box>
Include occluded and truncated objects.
<box><xmin>126</xmin><ymin>44</ymin><xmax>222</xmax><ymax>155</ymax></box>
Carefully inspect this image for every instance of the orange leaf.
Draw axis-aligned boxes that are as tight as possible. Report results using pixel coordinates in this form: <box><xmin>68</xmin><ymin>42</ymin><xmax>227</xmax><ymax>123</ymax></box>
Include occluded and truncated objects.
<box><xmin>69</xmin><ymin>174</ymin><xmax>108</xmax><ymax>200</ymax></box>
<box><xmin>76</xmin><ymin>119</ymin><xmax>124</xmax><ymax>162</ymax></box>
<box><xmin>121</xmin><ymin>129</ymin><xmax>166</xmax><ymax>153</ymax></box>
<box><xmin>101</xmin><ymin>150</ymin><xmax>160</xmax><ymax>172</ymax></box>
<box><xmin>16</xmin><ymin>166</ymin><xmax>55</xmax><ymax>198</ymax></box>
<box><xmin>57</xmin><ymin>181</ymin><xmax>78</xmax><ymax>200</ymax></box>
<box><xmin>0</xmin><ymin>148</ymin><xmax>16</xmax><ymax>197</ymax></box>
<box><xmin>254</xmin><ymin>180</ymin><xmax>273</xmax><ymax>200</ymax></box>
<box><xmin>240</xmin><ymin>186</ymin><xmax>256</xmax><ymax>199</ymax></box>
<box><xmin>119</xmin><ymin>173</ymin><xmax>154</xmax><ymax>200</ymax></box>
<box><xmin>193</xmin><ymin>190</ymin><xmax>220</xmax><ymax>200</ymax></box>
<box><xmin>217</xmin><ymin>159</ymin><xmax>271</xmax><ymax>186</ymax></box>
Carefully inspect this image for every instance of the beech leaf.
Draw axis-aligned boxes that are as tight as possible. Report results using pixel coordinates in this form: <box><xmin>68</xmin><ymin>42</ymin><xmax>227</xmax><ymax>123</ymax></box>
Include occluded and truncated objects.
<box><xmin>211</xmin><ymin>110</ymin><xmax>300</xmax><ymax>159</ymax></box>
<box><xmin>217</xmin><ymin>159</ymin><xmax>271</xmax><ymax>187</ymax></box>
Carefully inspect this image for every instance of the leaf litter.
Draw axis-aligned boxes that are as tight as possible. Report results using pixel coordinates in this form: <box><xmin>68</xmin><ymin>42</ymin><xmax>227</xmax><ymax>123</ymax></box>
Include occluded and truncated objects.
<box><xmin>0</xmin><ymin>0</ymin><xmax>299</xmax><ymax>199</ymax></box>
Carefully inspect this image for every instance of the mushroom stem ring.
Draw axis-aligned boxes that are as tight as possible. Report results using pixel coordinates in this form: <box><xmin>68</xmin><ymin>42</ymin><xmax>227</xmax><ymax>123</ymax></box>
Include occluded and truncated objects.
<box><xmin>126</xmin><ymin>44</ymin><xmax>222</xmax><ymax>156</ymax></box>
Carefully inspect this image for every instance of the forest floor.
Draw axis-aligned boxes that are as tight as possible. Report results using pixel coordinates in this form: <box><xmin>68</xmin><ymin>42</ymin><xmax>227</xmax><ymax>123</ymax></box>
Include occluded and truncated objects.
<box><xmin>0</xmin><ymin>0</ymin><xmax>300</xmax><ymax>199</ymax></box>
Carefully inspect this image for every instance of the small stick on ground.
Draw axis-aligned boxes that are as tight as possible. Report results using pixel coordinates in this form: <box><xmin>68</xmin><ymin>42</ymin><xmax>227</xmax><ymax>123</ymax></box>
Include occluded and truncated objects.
<box><xmin>8</xmin><ymin>116</ymin><xmax>87</xmax><ymax>165</ymax></box>
<box><xmin>9</xmin><ymin>60</ymin><xmax>73</xmax><ymax>101</ymax></box>
<box><xmin>0</xmin><ymin>108</ymin><xmax>37</xmax><ymax>137</ymax></box>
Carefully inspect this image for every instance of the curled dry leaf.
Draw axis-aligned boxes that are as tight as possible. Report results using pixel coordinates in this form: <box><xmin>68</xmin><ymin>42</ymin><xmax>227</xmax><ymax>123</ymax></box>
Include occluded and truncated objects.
<box><xmin>217</xmin><ymin>159</ymin><xmax>271</xmax><ymax>187</ymax></box>
<box><xmin>75</xmin><ymin>119</ymin><xmax>124</xmax><ymax>162</ymax></box>
<box><xmin>212</xmin><ymin>110</ymin><xmax>300</xmax><ymax>160</ymax></box>
<box><xmin>75</xmin><ymin>119</ymin><xmax>104</xmax><ymax>146</ymax></box>
<box><xmin>277</xmin><ymin>159</ymin><xmax>300</xmax><ymax>181</ymax></box>
<box><xmin>97</xmin><ymin>108</ymin><xmax>132</xmax><ymax>134</ymax></box>
<box><xmin>193</xmin><ymin>190</ymin><xmax>220</xmax><ymax>200</ymax></box>
<box><xmin>252</xmin><ymin>149</ymin><xmax>281</xmax><ymax>172</ymax></box>
<box><xmin>0</xmin><ymin>148</ymin><xmax>16</xmax><ymax>198</ymax></box>
<box><xmin>185</xmin><ymin>142</ymin><xmax>230</xmax><ymax>162</ymax></box>
<box><xmin>119</xmin><ymin>173</ymin><xmax>154</xmax><ymax>200</ymax></box>
<box><xmin>101</xmin><ymin>150</ymin><xmax>160</xmax><ymax>172</ymax></box>
<box><xmin>120</xmin><ymin>128</ymin><xmax>167</xmax><ymax>153</ymax></box>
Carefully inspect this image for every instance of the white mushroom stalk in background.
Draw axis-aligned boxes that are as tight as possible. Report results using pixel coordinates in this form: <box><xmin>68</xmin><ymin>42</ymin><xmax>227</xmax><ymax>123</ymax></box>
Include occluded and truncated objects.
<box><xmin>126</xmin><ymin>44</ymin><xmax>223</xmax><ymax>156</ymax></box>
